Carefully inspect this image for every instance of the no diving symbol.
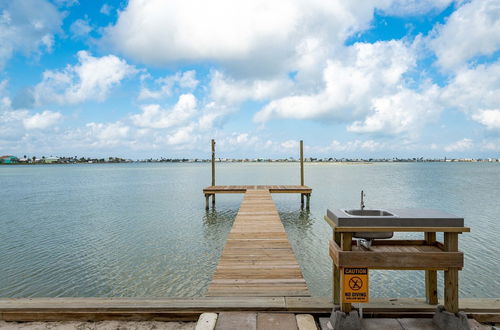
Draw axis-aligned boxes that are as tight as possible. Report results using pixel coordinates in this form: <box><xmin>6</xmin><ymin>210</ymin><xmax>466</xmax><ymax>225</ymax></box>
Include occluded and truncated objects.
<box><xmin>349</xmin><ymin>276</ymin><xmax>363</xmax><ymax>291</ymax></box>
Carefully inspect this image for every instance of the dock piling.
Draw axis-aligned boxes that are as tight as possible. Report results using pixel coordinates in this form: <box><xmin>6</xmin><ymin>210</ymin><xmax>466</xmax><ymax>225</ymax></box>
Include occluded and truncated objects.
<box><xmin>211</xmin><ymin>139</ymin><xmax>216</xmax><ymax>186</ymax></box>
<box><xmin>209</xmin><ymin>139</ymin><xmax>216</xmax><ymax>209</ymax></box>
<box><xmin>300</xmin><ymin>140</ymin><xmax>304</xmax><ymax>186</ymax></box>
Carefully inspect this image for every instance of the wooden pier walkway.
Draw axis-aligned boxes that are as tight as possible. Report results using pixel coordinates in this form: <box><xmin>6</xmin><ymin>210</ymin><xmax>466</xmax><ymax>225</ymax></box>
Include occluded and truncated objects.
<box><xmin>206</xmin><ymin>188</ymin><xmax>310</xmax><ymax>297</ymax></box>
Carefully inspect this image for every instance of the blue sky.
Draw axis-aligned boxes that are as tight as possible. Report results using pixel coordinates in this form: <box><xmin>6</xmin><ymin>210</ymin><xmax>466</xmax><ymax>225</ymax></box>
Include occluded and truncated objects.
<box><xmin>0</xmin><ymin>0</ymin><xmax>499</xmax><ymax>159</ymax></box>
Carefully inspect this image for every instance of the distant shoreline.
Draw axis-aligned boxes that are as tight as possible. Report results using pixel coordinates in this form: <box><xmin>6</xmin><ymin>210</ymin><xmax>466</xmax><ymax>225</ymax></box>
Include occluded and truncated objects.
<box><xmin>1</xmin><ymin>159</ymin><xmax>498</xmax><ymax>166</ymax></box>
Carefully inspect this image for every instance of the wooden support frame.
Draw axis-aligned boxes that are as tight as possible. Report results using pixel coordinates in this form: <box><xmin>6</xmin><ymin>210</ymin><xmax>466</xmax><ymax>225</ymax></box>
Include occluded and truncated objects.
<box><xmin>425</xmin><ymin>232</ymin><xmax>438</xmax><ymax>305</ymax></box>
<box><xmin>444</xmin><ymin>232</ymin><xmax>459</xmax><ymax>313</ymax></box>
<box><xmin>329</xmin><ymin>240</ymin><xmax>463</xmax><ymax>269</ymax></box>
<box><xmin>339</xmin><ymin>232</ymin><xmax>353</xmax><ymax>313</ymax></box>
<box><xmin>325</xmin><ymin>215</ymin><xmax>467</xmax><ymax>314</ymax></box>
<box><xmin>333</xmin><ymin>230</ymin><xmax>341</xmax><ymax>305</ymax></box>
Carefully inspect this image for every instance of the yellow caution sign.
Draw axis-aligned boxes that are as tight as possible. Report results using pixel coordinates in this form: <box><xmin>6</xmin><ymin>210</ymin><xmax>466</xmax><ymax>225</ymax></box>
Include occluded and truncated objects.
<box><xmin>342</xmin><ymin>268</ymin><xmax>368</xmax><ymax>303</ymax></box>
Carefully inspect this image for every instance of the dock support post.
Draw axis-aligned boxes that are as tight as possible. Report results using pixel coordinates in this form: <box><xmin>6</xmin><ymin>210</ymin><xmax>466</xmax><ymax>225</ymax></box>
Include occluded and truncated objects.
<box><xmin>306</xmin><ymin>193</ymin><xmax>310</xmax><ymax>209</ymax></box>
<box><xmin>211</xmin><ymin>139</ymin><xmax>216</xmax><ymax>209</ymax></box>
<box><xmin>425</xmin><ymin>232</ymin><xmax>438</xmax><ymax>305</ymax></box>
<box><xmin>301</xmin><ymin>194</ymin><xmax>304</xmax><ymax>207</ymax></box>
<box><xmin>333</xmin><ymin>231</ymin><xmax>341</xmax><ymax>305</ymax></box>
<box><xmin>211</xmin><ymin>139</ymin><xmax>216</xmax><ymax>187</ymax></box>
<box><xmin>300</xmin><ymin>140</ymin><xmax>304</xmax><ymax>186</ymax></box>
<box><xmin>340</xmin><ymin>232</ymin><xmax>353</xmax><ymax>313</ymax></box>
<box><xmin>444</xmin><ymin>232</ymin><xmax>459</xmax><ymax>313</ymax></box>
<box><xmin>205</xmin><ymin>194</ymin><xmax>209</xmax><ymax>210</ymax></box>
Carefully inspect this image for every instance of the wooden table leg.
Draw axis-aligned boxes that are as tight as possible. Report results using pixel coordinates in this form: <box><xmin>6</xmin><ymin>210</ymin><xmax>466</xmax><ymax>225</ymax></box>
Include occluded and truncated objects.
<box><xmin>444</xmin><ymin>232</ymin><xmax>459</xmax><ymax>313</ymax></box>
<box><xmin>425</xmin><ymin>232</ymin><xmax>438</xmax><ymax>305</ymax></box>
<box><xmin>333</xmin><ymin>231</ymin><xmax>341</xmax><ymax>305</ymax></box>
<box><xmin>340</xmin><ymin>232</ymin><xmax>353</xmax><ymax>313</ymax></box>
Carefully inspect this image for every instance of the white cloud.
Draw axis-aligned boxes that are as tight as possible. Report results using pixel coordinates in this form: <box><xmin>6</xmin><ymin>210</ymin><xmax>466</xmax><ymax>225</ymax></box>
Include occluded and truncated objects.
<box><xmin>22</xmin><ymin>110</ymin><xmax>62</xmax><ymax>130</ymax></box>
<box><xmin>348</xmin><ymin>86</ymin><xmax>440</xmax><ymax>137</ymax></box>
<box><xmin>103</xmin><ymin>0</ymin><xmax>299</xmax><ymax>69</ymax></box>
<box><xmin>53</xmin><ymin>0</ymin><xmax>79</xmax><ymax>6</ymax></box>
<box><xmin>100</xmin><ymin>4</ymin><xmax>112</xmax><ymax>15</ymax></box>
<box><xmin>139</xmin><ymin>70</ymin><xmax>198</xmax><ymax>100</ymax></box>
<box><xmin>444</xmin><ymin>138</ymin><xmax>474</xmax><ymax>152</ymax></box>
<box><xmin>0</xmin><ymin>0</ymin><xmax>62</xmax><ymax>68</ymax></box>
<box><xmin>281</xmin><ymin>140</ymin><xmax>300</xmax><ymax>149</ymax></box>
<box><xmin>472</xmin><ymin>109</ymin><xmax>500</xmax><ymax>130</ymax></box>
<box><xmin>209</xmin><ymin>71</ymin><xmax>293</xmax><ymax>105</ymax></box>
<box><xmin>481</xmin><ymin>139</ymin><xmax>500</xmax><ymax>151</ymax></box>
<box><xmin>165</xmin><ymin>125</ymin><xmax>197</xmax><ymax>146</ymax></box>
<box><xmin>429</xmin><ymin>0</ymin><xmax>500</xmax><ymax>70</ymax></box>
<box><xmin>34</xmin><ymin>51</ymin><xmax>137</xmax><ymax>105</ymax></box>
<box><xmin>382</xmin><ymin>0</ymin><xmax>454</xmax><ymax>16</ymax></box>
<box><xmin>441</xmin><ymin>61</ymin><xmax>500</xmax><ymax>121</ymax></box>
<box><xmin>227</xmin><ymin>133</ymin><xmax>258</xmax><ymax>146</ymax></box>
<box><xmin>101</xmin><ymin>0</ymin><xmax>447</xmax><ymax>76</ymax></box>
<box><xmin>254</xmin><ymin>40</ymin><xmax>416</xmax><ymax>123</ymax></box>
<box><xmin>85</xmin><ymin>122</ymin><xmax>130</xmax><ymax>145</ymax></box>
<box><xmin>131</xmin><ymin>94</ymin><xmax>197</xmax><ymax>129</ymax></box>
<box><xmin>70</xmin><ymin>18</ymin><xmax>92</xmax><ymax>39</ymax></box>
<box><xmin>324</xmin><ymin>139</ymin><xmax>385</xmax><ymax>152</ymax></box>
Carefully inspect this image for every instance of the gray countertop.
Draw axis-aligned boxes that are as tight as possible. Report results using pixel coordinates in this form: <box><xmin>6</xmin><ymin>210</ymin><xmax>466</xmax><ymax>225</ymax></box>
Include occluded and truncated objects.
<box><xmin>326</xmin><ymin>208</ymin><xmax>464</xmax><ymax>227</ymax></box>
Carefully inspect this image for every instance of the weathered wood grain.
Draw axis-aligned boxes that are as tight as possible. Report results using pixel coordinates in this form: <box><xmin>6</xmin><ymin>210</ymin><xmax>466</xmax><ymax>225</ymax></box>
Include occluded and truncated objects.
<box><xmin>206</xmin><ymin>189</ymin><xmax>309</xmax><ymax>297</ymax></box>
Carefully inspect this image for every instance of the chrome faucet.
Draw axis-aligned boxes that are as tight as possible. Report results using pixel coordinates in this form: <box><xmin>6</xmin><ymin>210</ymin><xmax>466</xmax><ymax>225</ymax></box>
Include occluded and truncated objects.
<box><xmin>360</xmin><ymin>190</ymin><xmax>365</xmax><ymax>212</ymax></box>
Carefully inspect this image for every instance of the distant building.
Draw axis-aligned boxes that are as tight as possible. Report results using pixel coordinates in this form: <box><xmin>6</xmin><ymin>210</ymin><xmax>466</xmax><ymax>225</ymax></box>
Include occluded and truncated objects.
<box><xmin>0</xmin><ymin>155</ymin><xmax>19</xmax><ymax>164</ymax></box>
<box><xmin>44</xmin><ymin>156</ymin><xmax>59</xmax><ymax>164</ymax></box>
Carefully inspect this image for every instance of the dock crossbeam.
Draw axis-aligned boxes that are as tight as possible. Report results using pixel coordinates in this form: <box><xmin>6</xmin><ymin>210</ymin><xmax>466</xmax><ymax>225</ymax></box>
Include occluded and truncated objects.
<box><xmin>203</xmin><ymin>185</ymin><xmax>312</xmax><ymax>210</ymax></box>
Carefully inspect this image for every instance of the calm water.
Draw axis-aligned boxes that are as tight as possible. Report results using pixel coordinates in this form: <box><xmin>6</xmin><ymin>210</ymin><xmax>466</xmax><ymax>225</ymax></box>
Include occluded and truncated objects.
<box><xmin>0</xmin><ymin>162</ymin><xmax>499</xmax><ymax>298</ymax></box>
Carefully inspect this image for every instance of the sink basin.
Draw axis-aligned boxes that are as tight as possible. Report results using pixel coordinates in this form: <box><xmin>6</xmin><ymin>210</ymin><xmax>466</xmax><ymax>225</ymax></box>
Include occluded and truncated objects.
<box><xmin>344</xmin><ymin>209</ymin><xmax>395</xmax><ymax>217</ymax></box>
<box><xmin>341</xmin><ymin>209</ymin><xmax>395</xmax><ymax>241</ymax></box>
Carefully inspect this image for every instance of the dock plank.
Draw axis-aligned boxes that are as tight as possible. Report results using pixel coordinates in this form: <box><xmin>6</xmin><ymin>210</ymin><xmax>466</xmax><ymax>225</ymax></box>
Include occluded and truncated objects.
<box><xmin>207</xmin><ymin>189</ymin><xmax>310</xmax><ymax>297</ymax></box>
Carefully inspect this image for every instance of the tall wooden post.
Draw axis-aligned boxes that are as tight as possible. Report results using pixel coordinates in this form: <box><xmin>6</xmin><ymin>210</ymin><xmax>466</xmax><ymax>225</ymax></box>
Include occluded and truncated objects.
<box><xmin>211</xmin><ymin>139</ymin><xmax>216</xmax><ymax>206</ymax></box>
<box><xmin>300</xmin><ymin>140</ymin><xmax>305</xmax><ymax>207</ymax></box>
<box><xmin>300</xmin><ymin>140</ymin><xmax>304</xmax><ymax>186</ymax></box>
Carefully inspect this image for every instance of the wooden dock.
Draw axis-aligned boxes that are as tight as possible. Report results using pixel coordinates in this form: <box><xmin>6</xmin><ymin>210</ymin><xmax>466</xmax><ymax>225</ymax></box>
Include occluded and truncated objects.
<box><xmin>203</xmin><ymin>185</ymin><xmax>312</xmax><ymax>194</ymax></box>
<box><xmin>206</xmin><ymin>188</ymin><xmax>310</xmax><ymax>297</ymax></box>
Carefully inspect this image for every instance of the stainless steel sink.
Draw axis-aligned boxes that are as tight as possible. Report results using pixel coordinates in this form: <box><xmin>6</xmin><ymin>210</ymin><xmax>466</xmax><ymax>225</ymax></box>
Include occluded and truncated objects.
<box><xmin>342</xmin><ymin>209</ymin><xmax>395</xmax><ymax>243</ymax></box>
<box><xmin>344</xmin><ymin>209</ymin><xmax>395</xmax><ymax>217</ymax></box>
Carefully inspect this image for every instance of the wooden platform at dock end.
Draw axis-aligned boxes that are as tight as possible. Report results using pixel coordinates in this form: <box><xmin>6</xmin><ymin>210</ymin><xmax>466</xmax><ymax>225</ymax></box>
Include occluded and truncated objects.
<box><xmin>206</xmin><ymin>189</ymin><xmax>310</xmax><ymax>297</ymax></box>
<box><xmin>203</xmin><ymin>185</ymin><xmax>312</xmax><ymax>195</ymax></box>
